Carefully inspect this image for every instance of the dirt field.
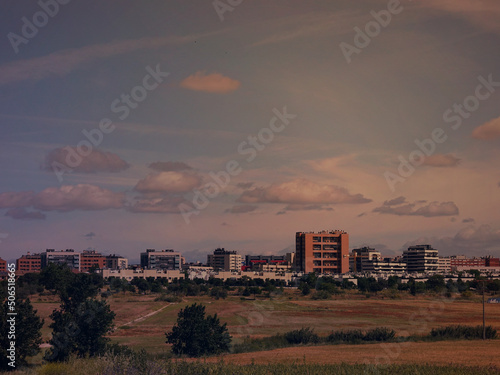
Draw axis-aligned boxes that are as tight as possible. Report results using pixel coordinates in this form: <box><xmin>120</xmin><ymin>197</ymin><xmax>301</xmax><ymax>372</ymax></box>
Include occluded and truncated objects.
<box><xmin>193</xmin><ymin>340</ymin><xmax>500</xmax><ymax>367</ymax></box>
<box><xmin>31</xmin><ymin>290</ymin><xmax>500</xmax><ymax>366</ymax></box>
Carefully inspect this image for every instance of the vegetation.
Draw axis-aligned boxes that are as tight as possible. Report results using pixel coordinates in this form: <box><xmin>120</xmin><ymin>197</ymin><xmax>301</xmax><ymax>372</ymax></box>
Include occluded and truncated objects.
<box><xmin>429</xmin><ymin>325</ymin><xmax>497</xmax><ymax>340</ymax></box>
<box><xmin>166</xmin><ymin>303</ymin><xmax>231</xmax><ymax>357</ymax></box>
<box><xmin>21</xmin><ymin>354</ymin><xmax>500</xmax><ymax>375</ymax></box>
<box><xmin>0</xmin><ymin>298</ymin><xmax>44</xmax><ymax>371</ymax></box>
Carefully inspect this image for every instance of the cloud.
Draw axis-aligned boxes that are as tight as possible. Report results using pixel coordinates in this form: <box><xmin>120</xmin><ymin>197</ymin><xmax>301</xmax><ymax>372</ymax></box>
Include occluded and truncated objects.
<box><xmin>283</xmin><ymin>204</ymin><xmax>333</xmax><ymax>211</ymax></box>
<box><xmin>43</xmin><ymin>147</ymin><xmax>130</xmax><ymax>173</ymax></box>
<box><xmin>149</xmin><ymin>161</ymin><xmax>193</xmax><ymax>172</ymax></box>
<box><xmin>180</xmin><ymin>72</ymin><xmax>240</xmax><ymax>93</ymax></box>
<box><xmin>423</xmin><ymin>154</ymin><xmax>461</xmax><ymax>167</ymax></box>
<box><xmin>462</xmin><ymin>218</ymin><xmax>475</xmax><ymax>223</ymax></box>
<box><xmin>418</xmin><ymin>0</ymin><xmax>500</xmax><ymax>36</ymax></box>
<box><xmin>5</xmin><ymin>208</ymin><xmax>46</xmax><ymax>220</ymax></box>
<box><xmin>238</xmin><ymin>179</ymin><xmax>371</xmax><ymax>205</ymax></box>
<box><xmin>383</xmin><ymin>196</ymin><xmax>407</xmax><ymax>206</ymax></box>
<box><xmin>34</xmin><ymin>184</ymin><xmax>125</xmax><ymax>212</ymax></box>
<box><xmin>128</xmin><ymin>196</ymin><xmax>186</xmax><ymax>214</ymax></box>
<box><xmin>471</xmin><ymin>117</ymin><xmax>500</xmax><ymax>140</ymax></box>
<box><xmin>0</xmin><ymin>191</ymin><xmax>35</xmax><ymax>208</ymax></box>
<box><xmin>403</xmin><ymin>224</ymin><xmax>500</xmax><ymax>257</ymax></box>
<box><xmin>134</xmin><ymin>172</ymin><xmax>201</xmax><ymax>193</ymax></box>
<box><xmin>0</xmin><ymin>35</ymin><xmax>213</xmax><ymax>86</ymax></box>
<box><xmin>84</xmin><ymin>232</ymin><xmax>96</xmax><ymax>239</ymax></box>
<box><xmin>373</xmin><ymin>199</ymin><xmax>459</xmax><ymax>217</ymax></box>
<box><xmin>236</xmin><ymin>182</ymin><xmax>254</xmax><ymax>189</ymax></box>
<box><xmin>225</xmin><ymin>205</ymin><xmax>258</xmax><ymax>214</ymax></box>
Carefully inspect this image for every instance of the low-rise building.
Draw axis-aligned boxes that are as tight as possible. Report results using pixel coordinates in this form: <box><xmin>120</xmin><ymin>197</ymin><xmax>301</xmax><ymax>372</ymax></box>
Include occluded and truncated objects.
<box><xmin>207</xmin><ymin>248</ymin><xmax>242</xmax><ymax>271</ymax></box>
<box><xmin>16</xmin><ymin>253</ymin><xmax>42</xmax><ymax>274</ymax></box>
<box><xmin>403</xmin><ymin>245</ymin><xmax>438</xmax><ymax>274</ymax></box>
<box><xmin>106</xmin><ymin>254</ymin><xmax>128</xmax><ymax>270</ymax></box>
<box><xmin>41</xmin><ymin>249</ymin><xmax>80</xmax><ymax>271</ymax></box>
<box><xmin>101</xmin><ymin>268</ymin><xmax>184</xmax><ymax>281</ymax></box>
<box><xmin>81</xmin><ymin>249</ymin><xmax>106</xmax><ymax>272</ymax></box>
<box><xmin>140</xmin><ymin>249</ymin><xmax>182</xmax><ymax>270</ymax></box>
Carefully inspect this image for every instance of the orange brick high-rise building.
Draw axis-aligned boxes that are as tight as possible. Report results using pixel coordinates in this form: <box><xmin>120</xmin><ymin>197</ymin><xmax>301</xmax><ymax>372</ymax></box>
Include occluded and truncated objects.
<box><xmin>296</xmin><ymin>230</ymin><xmax>349</xmax><ymax>274</ymax></box>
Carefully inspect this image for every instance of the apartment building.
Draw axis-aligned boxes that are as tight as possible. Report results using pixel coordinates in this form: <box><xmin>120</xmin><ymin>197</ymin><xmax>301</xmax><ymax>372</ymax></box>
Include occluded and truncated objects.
<box><xmin>207</xmin><ymin>248</ymin><xmax>243</xmax><ymax>271</ymax></box>
<box><xmin>403</xmin><ymin>245</ymin><xmax>438</xmax><ymax>273</ymax></box>
<box><xmin>16</xmin><ymin>253</ymin><xmax>42</xmax><ymax>274</ymax></box>
<box><xmin>349</xmin><ymin>247</ymin><xmax>382</xmax><ymax>272</ymax></box>
<box><xmin>41</xmin><ymin>249</ymin><xmax>80</xmax><ymax>271</ymax></box>
<box><xmin>106</xmin><ymin>254</ymin><xmax>128</xmax><ymax>270</ymax></box>
<box><xmin>80</xmin><ymin>249</ymin><xmax>107</xmax><ymax>272</ymax></box>
<box><xmin>296</xmin><ymin>230</ymin><xmax>349</xmax><ymax>274</ymax></box>
<box><xmin>140</xmin><ymin>249</ymin><xmax>182</xmax><ymax>270</ymax></box>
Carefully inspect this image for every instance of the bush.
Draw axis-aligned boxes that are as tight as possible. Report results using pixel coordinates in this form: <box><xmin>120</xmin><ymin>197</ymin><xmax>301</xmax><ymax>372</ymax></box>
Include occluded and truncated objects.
<box><xmin>327</xmin><ymin>327</ymin><xmax>396</xmax><ymax>343</ymax></box>
<box><xmin>155</xmin><ymin>294</ymin><xmax>182</xmax><ymax>303</ymax></box>
<box><xmin>430</xmin><ymin>325</ymin><xmax>497</xmax><ymax>340</ymax></box>
<box><xmin>311</xmin><ymin>290</ymin><xmax>330</xmax><ymax>300</ymax></box>
<box><xmin>284</xmin><ymin>327</ymin><xmax>320</xmax><ymax>345</ymax></box>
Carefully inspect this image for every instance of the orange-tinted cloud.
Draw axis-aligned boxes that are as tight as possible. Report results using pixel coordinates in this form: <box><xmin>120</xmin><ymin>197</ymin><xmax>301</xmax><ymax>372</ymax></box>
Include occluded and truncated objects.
<box><xmin>180</xmin><ymin>71</ymin><xmax>240</xmax><ymax>93</ymax></box>
<box><xmin>471</xmin><ymin>117</ymin><xmax>500</xmax><ymax>140</ymax></box>
<box><xmin>134</xmin><ymin>171</ymin><xmax>201</xmax><ymax>193</ymax></box>
<box><xmin>43</xmin><ymin>147</ymin><xmax>130</xmax><ymax>173</ymax></box>
<box><xmin>373</xmin><ymin>198</ymin><xmax>459</xmax><ymax>217</ymax></box>
<box><xmin>238</xmin><ymin>179</ymin><xmax>371</xmax><ymax>205</ymax></box>
<box><xmin>423</xmin><ymin>154</ymin><xmax>461</xmax><ymax>167</ymax></box>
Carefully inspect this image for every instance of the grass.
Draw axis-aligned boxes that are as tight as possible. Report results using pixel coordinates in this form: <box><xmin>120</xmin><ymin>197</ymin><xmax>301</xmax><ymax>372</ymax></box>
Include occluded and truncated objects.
<box><xmin>8</xmin><ymin>355</ymin><xmax>500</xmax><ymax>375</ymax></box>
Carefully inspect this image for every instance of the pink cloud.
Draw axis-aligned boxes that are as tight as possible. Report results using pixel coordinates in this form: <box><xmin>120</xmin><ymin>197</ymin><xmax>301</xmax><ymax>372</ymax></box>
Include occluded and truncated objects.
<box><xmin>180</xmin><ymin>72</ymin><xmax>240</xmax><ymax>93</ymax></box>
<box><xmin>43</xmin><ymin>147</ymin><xmax>130</xmax><ymax>173</ymax></box>
<box><xmin>374</xmin><ymin>199</ymin><xmax>459</xmax><ymax>217</ymax></box>
<box><xmin>238</xmin><ymin>179</ymin><xmax>371</xmax><ymax>205</ymax></box>
<box><xmin>5</xmin><ymin>208</ymin><xmax>46</xmax><ymax>220</ymax></box>
<box><xmin>129</xmin><ymin>196</ymin><xmax>187</xmax><ymax>214</ymax></box>
<box><xmin>471</xmin><ymin>117</ymin><xmax>500</xmax><ymax>140</ymax></box>
<box><xmin>0</xmin><ymin>191</ymin><xmax>35</xmax><ymax>208</ymax></box>
<box><xmin>423</xmin><ymin>154</ymin><xmax>461</xmax><ymax>167</ymax></box>
<box><xmin>135</xmin><ymin>172</ymin><xmax>202</xmax><ymax>194</ymax></box>
<box><xmin>148</xmin><ymin>161</ymin><xmax>193</xmax><ymax>172</ymax></box>
<box><xmin>34</xmin><ymin>184</ymin><xmax>125</xmax><ymax>212</ymax></box>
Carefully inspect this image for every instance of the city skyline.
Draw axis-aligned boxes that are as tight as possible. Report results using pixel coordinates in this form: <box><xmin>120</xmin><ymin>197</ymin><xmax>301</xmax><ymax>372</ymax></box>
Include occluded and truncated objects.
<box><xmin>1</xmin><ymin>1</ymin><xmax>500</xmax><ymax>262</ymax></box>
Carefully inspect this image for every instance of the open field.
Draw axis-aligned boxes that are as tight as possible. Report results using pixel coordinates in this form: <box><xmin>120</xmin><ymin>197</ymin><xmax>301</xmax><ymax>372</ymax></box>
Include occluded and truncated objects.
<box><xmin>30</xmin><ymin>290</ymin><xmax>500</xmax><ymax>367</ymax></box>
<box><xmin>193</xmin><ymin>340</ymin><xmax>500</xmax><ymax>367</ymax></box>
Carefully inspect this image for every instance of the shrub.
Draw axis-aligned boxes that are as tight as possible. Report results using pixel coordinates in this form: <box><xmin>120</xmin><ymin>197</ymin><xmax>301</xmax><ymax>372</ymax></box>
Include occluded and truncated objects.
<box><xmin>284</xmin><ymin>327</ymin><xmax>320</xmax><ymax>345</ymax></box>
<box><xmin>430</xmin><ymin>325</ymin><xmax>497</xmax><ymax>340</ymax></box>
<box><xmin>311</xmin><ymin>290</ymin><xmax>330</xmax><ymax>300</ymax></box>
<box><xmin>327</xmin><ymin>327</ymin><xmax>396</xmax><ymax>343</ymax></box>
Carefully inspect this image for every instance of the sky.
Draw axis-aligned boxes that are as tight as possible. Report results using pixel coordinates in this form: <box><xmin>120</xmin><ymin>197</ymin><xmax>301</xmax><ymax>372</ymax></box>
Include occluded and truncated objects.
<box><xmin>0</xmin><ymin>0</ymin><xmax>500</xmax><ymax>263</ymax></box>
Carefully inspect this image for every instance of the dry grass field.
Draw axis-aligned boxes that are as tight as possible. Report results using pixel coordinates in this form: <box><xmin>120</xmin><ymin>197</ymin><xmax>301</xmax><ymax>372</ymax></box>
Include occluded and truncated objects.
<box><xmin>30</xmin><ymin>290</ymin><xmax>500</xmax><ymax>367</ymax></box>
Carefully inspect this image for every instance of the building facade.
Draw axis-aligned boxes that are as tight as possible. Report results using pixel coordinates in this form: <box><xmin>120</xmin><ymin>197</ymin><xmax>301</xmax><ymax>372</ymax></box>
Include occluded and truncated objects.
<box><xmin>207</xmin><ymin>248</ymin><xmax>243</xmax><ymax>271</ymax></box>
<box><xmin>16</xmin><ymin>253</ymin><xmax>42</xmax><ymax>274</ymax></box>
<box><xmin>106</xmin><ymin>254</ymin><xmax>128</xmax><ymax>270</ymax></box>
<box><xmin>296</xmin><ymin>230</ymin><xmax>349</xmax><ymax>274</ymax></box>
<box><xmin>140</xmin><ymin>249</ymin><xmax>182</xmax><ymax>270</ymax></box>
<box><xmin>80</xmin><ymin>250</ymin><xmax>106</xmax><ymax>272</ymax></box>
<box><xmin>403</xmin><ymin>245</ymin><xmax>438</xmax><ymax>273</ymax></box>
<box><xmin>0</xmin><ymin>258</ymin><xmax>6</xmax><ymax>273</ymax></box>
<box><xmin>41</xmin><ymin>249</ymin><xmax>80</xmax><ymax>271</ymax></box>
<box><xmin>349</xmin><ymin>247</ymin><xmax>382</xmax><ymax>272</ymax></box>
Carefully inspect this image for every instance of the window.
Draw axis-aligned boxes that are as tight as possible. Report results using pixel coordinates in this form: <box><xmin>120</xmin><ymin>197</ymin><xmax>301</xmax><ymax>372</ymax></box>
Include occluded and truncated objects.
<box><xmin>313</xmin><ymin>236</ymin><xmax>321</xmax><ymax>242</ymax></box>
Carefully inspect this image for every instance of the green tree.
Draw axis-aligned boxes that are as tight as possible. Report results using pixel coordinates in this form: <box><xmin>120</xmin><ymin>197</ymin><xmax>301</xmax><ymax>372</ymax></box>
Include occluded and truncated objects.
<box><xmin>0</xmin><ymin>298</ymin><xmax>44</xmax><ymax>371</ymax></box>
<box><xmin>45</xmin><ymin>298</ymin><xmax>115</xmax><ymax>361</ymax></box>
<box><xmin>166</xmin><ymin>303</ymin><xmax>231</xmax><ymax>357</ymax></box>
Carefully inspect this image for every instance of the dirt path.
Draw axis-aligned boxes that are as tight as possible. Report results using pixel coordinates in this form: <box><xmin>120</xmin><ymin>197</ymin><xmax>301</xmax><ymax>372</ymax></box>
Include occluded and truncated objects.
<box><xmin>119</xmin><ymin>303</ymin><xmax>173</xmax><ymax>328</ymax></box>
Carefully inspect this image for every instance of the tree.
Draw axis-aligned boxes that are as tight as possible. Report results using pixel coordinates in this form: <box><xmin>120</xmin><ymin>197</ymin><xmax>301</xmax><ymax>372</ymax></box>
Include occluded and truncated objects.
<box><xmin>166</xmin><ymin>303</ymin><xmax>231</xmax><ymax>357</ymax></box>
<box><xmin>0</xmin><ymin>298</ymin><xmax>44</xmax><ymax>371</ymax></box>
<box><xmin>45</xmin><ymin>299</ymin><xmax>115</xmax><ymax>361</ymax></box>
